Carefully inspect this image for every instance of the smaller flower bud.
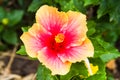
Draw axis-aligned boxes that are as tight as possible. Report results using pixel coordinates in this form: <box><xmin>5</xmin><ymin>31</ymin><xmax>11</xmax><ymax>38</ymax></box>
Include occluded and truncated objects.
<box><xmin>2</xmin><ymin>18</ymin><xmax>9</xmax><ymax>25</ymax></box>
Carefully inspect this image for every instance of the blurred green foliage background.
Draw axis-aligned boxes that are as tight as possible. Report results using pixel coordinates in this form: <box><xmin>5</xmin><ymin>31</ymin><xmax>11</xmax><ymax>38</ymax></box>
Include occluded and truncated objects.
<box><xmin>0</xmin><ymin>0</ymin><xmax>120</xmax><ymax>79</ymax></box>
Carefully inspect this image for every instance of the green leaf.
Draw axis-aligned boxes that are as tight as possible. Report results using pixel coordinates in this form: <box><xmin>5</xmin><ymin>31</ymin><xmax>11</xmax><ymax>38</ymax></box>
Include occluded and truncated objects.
<box><xmin>91</xmin><ymin>37</ymin><xmax>106</xmax><ymax>58</ymax></box>
<box><xmin>0</xmin><ymin>7</ymin><xmax>6</xmax><ymax>21</ymax></box>
<box><xmin>71</xmin><ymin>76</ymin><xmax>83</xmax><ymax>80</ymax></box>
<box><xmin>21</xmin><ymin>27</ymin><xmax>29</xmax><ymax>32</ymax></box>
<box><xmin>86</xmin><ymin>74</ymin><xmax>106</xmax><ymax>80</ymax></box>
<box><xmin>60</xmin><ymin>0</ymin><xmax>85</xmax><ymax>13</ymax></box>
<box><xmin>86</xmin><ymin>58</ymin><xmax>106</xmax><ymax>80</ymax></box>
<box><xmin>61</xmin><ymin>0</ymin><xmax>77</xmax><ymax>12</ymax></box>
<box><xmin>73</xmin><ymin>0</ymin><xmax>86</xmax><ymax>13</ymax></box>
<box><xmin>96</xmin><ymin>22</ymin><xmax>118</xmax><ymax>44</ymax></box>
<box><xmin>100</xmin><ymin>52</ymin><xmax>120</xmax><ymax>63</ymax></box>
<box><xmin>60</xmin><ymin>62</ymin><xmax>88</xmax><ymax>80</ymax></box>
<box><xmin>2</xmin><ymin>30</ymin><xmax>18</xmax><ymax>45</ymax></box>
<box><xmin>106</xmin><ymin>70</ymin><xmax>114</xmax><ymax>80</ymax></box>
<box><xmin>0</xmin><ymin>43</ymin><xmax>7</xmax><ymax>51</ymax></box>
<box><xmin>84</xmin><ymin>0</ymin><xmax>99</xmax><ymax>6</ymax></box>
<box><xmin>28</xmin><ymin>0</ymin><xmax>43</xmax><ymax>12</ymax></box>
<box><xmin>97</xmin><ymin>0</ymin><xmax>120</xmax><ymax>23</ymax></box>
<box><xmin>18</xmin><ymin>0</ymin><xmax>24</xmax><ymax>7</ymax></box>
<box><xmin>16</xmin><ymin>45</ymin><xmax>27</xmax><ymax>55</ymax></box>
<box><xmin>0</xmin><ymin>25</ymin><xmax>4</xmax><ymax>32</ymax></box>
<box><xmin>109</xmin><ymin>4</ymin><xmax>120</xmax><ymax>23</ymax></box>
<box><xmin>91</xmin><ymin>36</ymin><xmax>120</xmax><ymax>63</ymax></box>
<box><xmin>87</xmin><ymin>20</ymin><xmax>96</xmax><ymax>36</ymax></box>
<box><xmin>7</xmin><ymin>10</ymin><xmax>24</xmax><ymax>26</ymax></box>
<box><xmin>37</xmin><ymin>64</ymin><xmax>58</xmax><ymax>80</ymax></box>
<box><xmin>97</xmin><ymin>0</ymin><xmax>108</xmax><ymax>19</ymax></box>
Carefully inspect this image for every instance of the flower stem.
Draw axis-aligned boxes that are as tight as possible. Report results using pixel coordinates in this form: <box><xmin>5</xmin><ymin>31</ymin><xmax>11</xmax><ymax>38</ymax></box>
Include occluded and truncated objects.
<box><xmin>84</xmin><ymin>58</ymin><xmax>93</xmax><ymax>75</ymax></box>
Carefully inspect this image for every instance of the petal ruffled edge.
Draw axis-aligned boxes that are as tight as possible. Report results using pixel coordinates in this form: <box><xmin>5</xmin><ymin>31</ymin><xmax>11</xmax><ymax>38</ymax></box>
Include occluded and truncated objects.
<box><xmin>20</xmin><ymin>23</ymin><xmax>44</xmax><ymax>58</ymax></box>
<box><xmin>36</xmin><ymin>5</ymin><xmax>68</xmax><ymax>33</ymax></box>
<box><xmin>37</xmin><ymin>47</ymin><xmax>71</xmax><ymax>75</ymax></box>
<box><xmin>58</xmin><ymin>38</ymin><xmax>94</xmax><ymax>63</ymax></box>
<box><xmin>28</xmin><ymin>23</ymin><xmax>43</xmax><ymax>37</ymax></box>
<box><xmin>20</xmin><ymin>32</ymin><xmax>39</xmax><ymax>57</ymax></box>
<box><xmin>66</xmin><ymin>11</ymin><xmax>87</xmax><ymax>34</ymax></box>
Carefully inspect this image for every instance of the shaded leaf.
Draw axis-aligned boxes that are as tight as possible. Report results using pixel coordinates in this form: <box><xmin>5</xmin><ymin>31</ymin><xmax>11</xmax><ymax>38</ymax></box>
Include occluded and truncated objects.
<box><xmin>28</xmin><ymin>0</ymin><xmax>43</xmax><ymax>12</ymax></box>
<box><xmin>7</xmin><ymin>10</ymin><xmax>24</xmax><ymax>26</ymax></box>
<box><xmin>0</xmin><ymin>43</ymin><xmax>7</xmax><ymax>51</ymax></box>
<box><xmin>2</xmin><ymin>30</ymin><xmax>18</xmax><ymax>45</ymax></box>
<box><xmin>97</xmin><ymin>0</ymin><xmax>109</xmax><ymax>19</ymax></box>
<box><xmin>0</xmin><ymin>7</ymin><xmax>5</xmax><ymax>21</ymax></box>
<box><xmin>0</xmin><ymin>25</ymin><xmax>4</xmax><ymax>32</ymax></box>
<box><xmin>97</xmin><ymin>0</ymin><xmax>120</xmax><ymax>23</ymax></box>
<box><xmin>87</xmin><ymin>20</ymin><xmax>96</xmax><ymax>36</ymax></box>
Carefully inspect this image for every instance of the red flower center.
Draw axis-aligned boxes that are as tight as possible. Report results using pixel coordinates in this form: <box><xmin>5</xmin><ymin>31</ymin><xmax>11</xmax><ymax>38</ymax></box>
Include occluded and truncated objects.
<box><xmin>48</xmin><ymin>33</ymin><xmax>65</xmax><ymax>52</ymax></box>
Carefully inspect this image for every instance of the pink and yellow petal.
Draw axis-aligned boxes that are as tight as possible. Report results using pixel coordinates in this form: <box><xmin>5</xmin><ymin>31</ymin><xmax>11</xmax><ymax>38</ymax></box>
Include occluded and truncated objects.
<box><xmin>37</xmin><ymin>47</ymin><xmax>71</xmax><ymax>75</ymax></box>
<box><xmin>36</xmin><ymin>5</ymin><xmax>68</xmax><ymax>33</ymax></box>
<box><xmin>20</xmin><ymin>32</ymin><xmax>42</xmax><ymax>58</ymax></box>
<box><xmin>58</xmin><ymin>38</ymin><xmax>94</xmax><ymax>63</ymax></box>
<box><xmin>67</xmin><ymin>11</ymin><xmax>87</xmax><ymax>34</ymax></box>
<box><xmin>28</xmin><ymin>23</ymin><xmax>45</xmax><ymax>37</ymax></box>
<box><xmin>62</xmin><ymin>11</ymin><xmax>87</xmax><ymax>46</ymax></box>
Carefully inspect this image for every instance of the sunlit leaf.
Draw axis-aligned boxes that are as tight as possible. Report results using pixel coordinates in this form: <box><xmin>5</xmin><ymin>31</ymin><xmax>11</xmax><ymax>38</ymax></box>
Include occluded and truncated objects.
<box><xmin>84</xmin><ymin>0</ymin><xmax>99</xmax><ymax>6</ymax></box>
<box><xmin>37</xmin><ymin>64</ymin><xmax>58</xmax><ymax>80</ymax></box>
<box><xmin>60</xmin><ymin>62</ymin><xmax>88</xmax><ymax>80</ymax></box>
<box><xmin>91</xmin><ymin>37</ymin><xmax>120</xmax><ymax>63</ymax></box>
<box><xmin>16</xmin><ymin>45</ymin><xmax>27</xmax><ymax>55</ymax></box>
<box><xmin>21</xmin><ymin>27</ymin><xmax>29</xmax><ymax>32</ymax></box>
<box><xmin>86</xmin><ymin>58</ymin><xmax>106</xmax><ymax>80</ymax></box>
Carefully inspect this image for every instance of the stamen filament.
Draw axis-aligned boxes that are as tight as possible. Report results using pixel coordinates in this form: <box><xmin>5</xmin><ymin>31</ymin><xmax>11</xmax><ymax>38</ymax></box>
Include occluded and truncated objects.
<box><xmin>84</xmin><ymin>58</ymin><xmax>93</xmax><ymax>75</ymax></box>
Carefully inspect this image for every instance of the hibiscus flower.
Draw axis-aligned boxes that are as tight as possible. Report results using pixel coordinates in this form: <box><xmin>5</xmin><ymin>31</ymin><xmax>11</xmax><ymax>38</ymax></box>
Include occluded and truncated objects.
<box><xmin>20</xmin><ymin>5</ymin><xmax>94</xmax><ymax>75</ymax></box>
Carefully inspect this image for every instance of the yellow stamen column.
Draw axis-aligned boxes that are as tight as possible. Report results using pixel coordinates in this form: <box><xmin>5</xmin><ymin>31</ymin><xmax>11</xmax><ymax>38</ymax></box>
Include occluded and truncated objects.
<box><xmin>55</xmin><ymin>33</ymin><xmax>65</xmax><ymax>43</ymax></box>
